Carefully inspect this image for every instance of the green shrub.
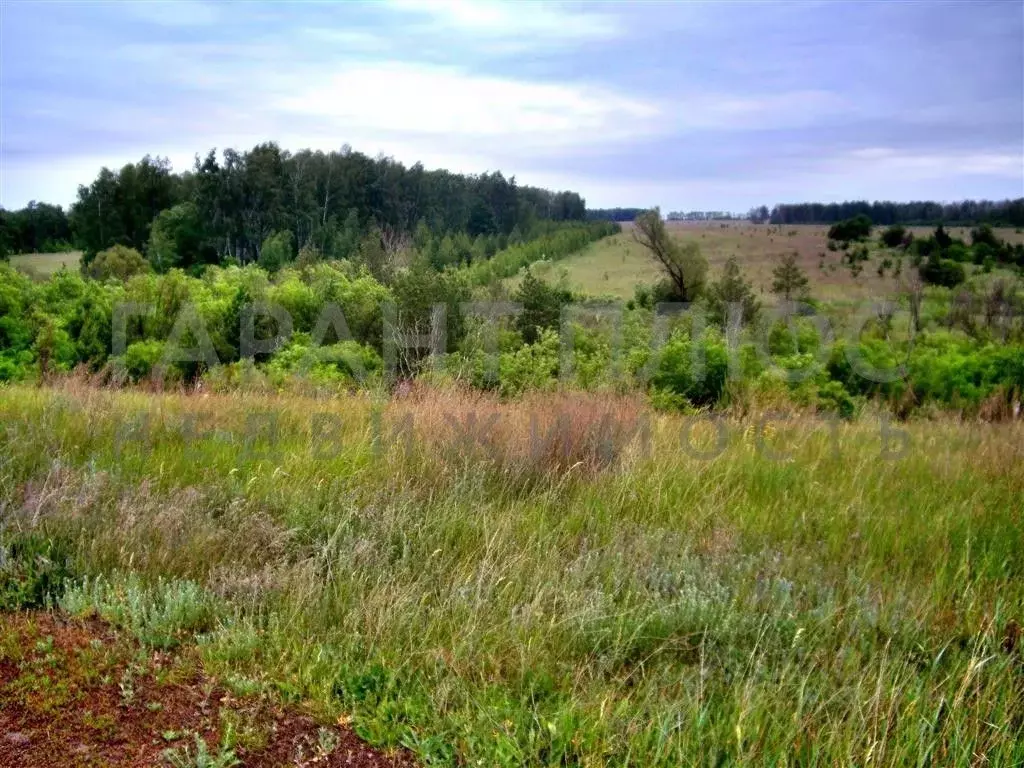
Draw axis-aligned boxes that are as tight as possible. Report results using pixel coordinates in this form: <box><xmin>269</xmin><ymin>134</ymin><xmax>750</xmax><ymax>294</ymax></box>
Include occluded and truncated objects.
<box><xmin>61</xmin><ymin>573</ymin><xmax>219</xmax><ymax>650</ymax></box>
<box><xmin>257</xmin><ymin>230</ymin><xmax>294</xmax><ymax>272</ymax></box>
<box><xmin>919</xmin><ymin>255</ymin><xmax>965</xmax><ymax>287</ymax></box>
<box><xmin>119</xmin><ymin>339</ymin><xmax>167</xmax><ymax>381</ymax></box>
<box><xmin>513</xmin><ymin>268</ymin><xmax>573</xmax><ymax>344</ymax></box>
<box><xmin>650</xmin><ymin>330</ymin><xmax>729</xmax><ymax>407</ymax></box>
<box><xmin>827</xmin><ymin>215</ymin><xmax>872</xmax><ymax>242</ymax></box>
<box><xmin>880</xmin><ymin>225</ymin><xmax>906</xmax><ymax>248</ymax></box>
<box><xmin>0</xmin><ymin>533</ymin><xmax>74</xmax><ymax>610</ymax></box>
<box><xmin>264</xmin><ymin>336</ymin><xmax>382</xmax><ymax>387</ymax></box>
<box><xmin>84</xmin><ymin>244</ymin><xmax>150</xmax><ymax>281</ymax></box>
<box><xmin>816</xmin><ymin>380</ymin><xmax>858</xmax><ymax>420</ymax></box>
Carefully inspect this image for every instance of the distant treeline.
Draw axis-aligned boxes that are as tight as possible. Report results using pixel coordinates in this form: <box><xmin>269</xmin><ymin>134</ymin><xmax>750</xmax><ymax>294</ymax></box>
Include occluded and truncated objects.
<box><xmin>666</xmin><ymin>211</ymin><xmax>738</xmax><ymax>221</ymax></box>
<box><xmin>586</xmin><ymin>208</ymin><xmax>645</xmax><ymax>222</ymax></box>
<box><xmin>590</xmin><ymin>199</ymin><xmax>1024</xmax><ymax>228</ymax></box>
<box><xmin>0</xmin><ymin>142</ymin><xmax>588</xmax><ymax>262</ymax></box>
<box><xmin>0</xmin><ymin>202</ymin><xmax>74</xmax><ymax>255</ymax></box>
<box><xmin>764</xmin><ymin>199</ymin><xmax>1024</xmax><ymax>227</ymax></box>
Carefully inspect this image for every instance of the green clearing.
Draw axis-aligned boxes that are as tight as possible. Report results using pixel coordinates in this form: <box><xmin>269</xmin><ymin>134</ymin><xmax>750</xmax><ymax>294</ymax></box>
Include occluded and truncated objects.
<box><xmin>10</xmin><ymin>250</ymin><xmax>82</xmax><ymax>277</ymax></box>
<box><xmin>1</xmin><ymin>385</ymin><xmax>1022</xmax><ymax>765</ymax></box>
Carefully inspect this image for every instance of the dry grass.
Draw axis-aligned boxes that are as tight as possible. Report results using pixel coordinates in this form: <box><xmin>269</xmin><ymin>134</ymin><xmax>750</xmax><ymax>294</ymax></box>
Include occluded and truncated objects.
<box><xmin>9</xmin><ymin>251</ymin><xmax>82</xmax><ymax>277</ymax></box>
<box><xmin>387</xmin><ymin>383</ymin><xmax>649</xmax><ymax>482</ymax></box>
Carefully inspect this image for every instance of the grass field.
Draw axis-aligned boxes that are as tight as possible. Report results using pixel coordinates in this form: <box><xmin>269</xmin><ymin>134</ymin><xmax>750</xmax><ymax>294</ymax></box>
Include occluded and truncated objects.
<box><xmin>509</xmin><ymin>224</ymin><xmax>1024</xmax><ymax>302</ymax></box>
<box><xmin>1</xmin><ymin>383</ymin><xmax>1021</xmax><ymax>765</ymax></box>
<box><xmin>9</xmin><ymin>251</ymin><xmax>82</xmax><ymax>277</ymax></box>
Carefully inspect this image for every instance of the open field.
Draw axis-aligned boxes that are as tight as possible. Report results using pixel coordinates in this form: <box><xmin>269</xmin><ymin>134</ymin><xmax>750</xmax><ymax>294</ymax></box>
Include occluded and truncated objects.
<box><xmin>1</xmin><ymin>383</ymin><xmax>1022</xmax><ymax>765</ymax></box>
<box><xmin>510</xmin><ymin>224</ymin><xmax>1024</xmax><ymax>301</ymax></box>
<box><xmin>9</xmin><ymin>251</ymin><xmax>82</xmax><ymax>277</ymax></box>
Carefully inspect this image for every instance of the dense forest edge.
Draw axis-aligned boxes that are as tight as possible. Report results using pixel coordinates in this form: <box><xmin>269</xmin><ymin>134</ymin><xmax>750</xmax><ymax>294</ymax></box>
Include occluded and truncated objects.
<box><xmin>0</xmin><ymin>142</ymin><xmax>588</xmax><ymax>266</ymax></box>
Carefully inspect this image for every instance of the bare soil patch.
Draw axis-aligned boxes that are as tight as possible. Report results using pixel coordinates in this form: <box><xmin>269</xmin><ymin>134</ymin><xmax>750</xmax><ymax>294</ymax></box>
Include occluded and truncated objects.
<box><xmin>0</xmin><ymin>611</ymin><xmax>415</xmax><ymax>767</ymax></box>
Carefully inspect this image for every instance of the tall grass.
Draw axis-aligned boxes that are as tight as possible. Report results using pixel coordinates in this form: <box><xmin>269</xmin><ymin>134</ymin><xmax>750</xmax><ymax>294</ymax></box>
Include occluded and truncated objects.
<box><xmin>1</xmin><ymin>382</ymin><xmax>1022</xmax><ymax>765</ymax></box>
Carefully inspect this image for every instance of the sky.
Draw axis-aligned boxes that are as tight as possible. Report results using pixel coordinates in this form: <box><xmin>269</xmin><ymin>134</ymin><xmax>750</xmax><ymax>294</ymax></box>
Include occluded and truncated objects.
<box><xmin>1</xmin><ymin>0</ymin><xmax>1022</xmax><ymax>212</ymax></box>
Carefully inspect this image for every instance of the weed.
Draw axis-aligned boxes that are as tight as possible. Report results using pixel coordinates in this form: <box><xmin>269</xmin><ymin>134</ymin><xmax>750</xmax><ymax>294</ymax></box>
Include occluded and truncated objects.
<box><xmin>162</xmin><ymin>733</ymin><xmax>240</xmax><ymax>768</ymax></box>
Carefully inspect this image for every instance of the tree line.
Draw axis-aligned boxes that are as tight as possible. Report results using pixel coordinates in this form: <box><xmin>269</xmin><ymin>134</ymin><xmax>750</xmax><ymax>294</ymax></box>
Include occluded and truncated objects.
<box><xmin>0</xmin><ymin>202</ymin><xmax>74</xmax><ymax>256</ymax></box>
<box><xmin>0</xmin><ymin>142</ymin><xmax>588</xmax><ymax>265</ymax></box>
<box><xmin>586</xmin><ymin>208</ymin><xmax>645</xmax><ymax>222</ymax></box>
<box><xmin>761</xmin><ymin>199</ymin><xmax>1024</xmax><ymax>227</ymax></box>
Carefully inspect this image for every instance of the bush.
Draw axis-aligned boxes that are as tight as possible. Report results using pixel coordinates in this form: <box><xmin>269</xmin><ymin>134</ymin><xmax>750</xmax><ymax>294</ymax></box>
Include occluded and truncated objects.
<box><xmin>919</xmin><ymin>255</ymin><xmax>965</xmax><ymax>287</ymax></box>
<box><xmin>650</xmin><ymin>330</ymin><xmax>729</xmax><ymax>407</ymax></box>
<box><xmin>827</xmin><ymin>215</ymin><xmax>873</xmax><ymax>243</ymax></box>
<box><xmin>120</xmin><ymin>339</ymin><xmax>167</xmax><ymax>381</ymax></box>
<box><xmin>945</xmin><ymin>243</ymin><xmax>970</xmax><ymax>263</ymax></box>
<box><xmin>816</xmin><ymin>380</ymin><xmax>858</xmax><ymax>420</ymax></box>
<box><xmin>880</xmin><ymin>225</ymin><xmax>906</xmax><ymax>248</ymax></box>
<box><xmin>970</xmin><ymin>224</ymin><xmax>1001</xmax><ymax>250</ymax></box>
<box><xmin>706</xmin><ymin>257</ymin><xmax>759</xmax><ymax>326</ymax></box>
<box><xmin>263</xmin><ymin>336</ymin><xmax>382</xmax><ymax>387</ymax></box>
<box><xmin>84</xmin><ymin>244</ymin><xmax>150</xmax><ymax>281</ymax></box>
<box><xmin>460</xmin><ymin>327</ymin><xmax>561</xmax><ymax>396</ymax></box>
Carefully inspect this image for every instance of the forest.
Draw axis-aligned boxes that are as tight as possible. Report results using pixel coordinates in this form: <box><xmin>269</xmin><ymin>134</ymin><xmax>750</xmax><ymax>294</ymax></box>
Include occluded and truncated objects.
<box><xmin>0</xmin><ymin>142</ymin><xmax>588</xmax><ymax>267</ymax></box>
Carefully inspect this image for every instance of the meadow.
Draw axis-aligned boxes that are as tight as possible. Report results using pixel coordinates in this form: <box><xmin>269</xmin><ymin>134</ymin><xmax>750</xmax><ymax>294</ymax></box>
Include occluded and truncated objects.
<box><xmin>9</xmin><ymin>250</ymin><xmax>82</xmax><ymax>277</ymax></box>
<box><xmin>2</xmin><ymin>212</ymin><xmax>1024</xmax><ymax>764</ymax></box>
<box><xmin>1</xmin><ymin>382</ymin><xmax>1022</xmax><ymax>765</ymax></box>
<box><xmin>510</xmin><ymin>223</ymin><xmax>1024</xmax><ymax>301</ymax></box>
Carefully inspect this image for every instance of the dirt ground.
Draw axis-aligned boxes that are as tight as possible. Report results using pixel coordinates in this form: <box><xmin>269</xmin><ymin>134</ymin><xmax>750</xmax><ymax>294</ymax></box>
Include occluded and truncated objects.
<box><xmin>0</xmin><ymin>612</ymin><xmax>415</xmax><ymax>768</ymax></box>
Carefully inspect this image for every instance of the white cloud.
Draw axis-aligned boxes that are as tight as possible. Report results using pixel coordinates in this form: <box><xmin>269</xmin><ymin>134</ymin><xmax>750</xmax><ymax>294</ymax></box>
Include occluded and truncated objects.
<box><xmin>842</xmin><ymin>147</ymin><xmax>1023</xmax><ymax>179</ymax></box>
<box><xmin>384</xmin><ymin>0</ymin><xmax>619</xmax><ymax>44</ymax></box>
<box><xmin>273</xmin><ymin>63</ymin><xmax>659</xmax><ymax>148</ymax></box>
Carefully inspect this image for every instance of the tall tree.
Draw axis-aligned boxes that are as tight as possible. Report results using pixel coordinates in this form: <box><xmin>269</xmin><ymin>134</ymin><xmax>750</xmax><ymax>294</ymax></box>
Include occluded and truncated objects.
<box><xmin>70</xmin><ymin>156</ymin><xmax>179</xmax><ymax>260</ymax></box>
<box><xmin>633</xmin><ymin>209</ymin><xmax>707</xmax><ymax>301</ymax></box>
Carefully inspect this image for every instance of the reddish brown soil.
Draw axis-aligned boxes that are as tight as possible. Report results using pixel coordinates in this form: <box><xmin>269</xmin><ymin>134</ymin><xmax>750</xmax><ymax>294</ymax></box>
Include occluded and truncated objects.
<box><xmin>0</xmin><ymin>612</ymin><xmax>416</xmax><ymax>767</ymax></box>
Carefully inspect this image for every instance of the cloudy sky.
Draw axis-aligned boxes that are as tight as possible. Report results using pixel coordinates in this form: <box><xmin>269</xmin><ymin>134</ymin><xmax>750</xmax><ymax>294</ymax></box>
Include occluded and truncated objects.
<box><xmin>2</xmin><ymin>0</ymin><xmax>1022</xmax><ymax>212</ymax></box>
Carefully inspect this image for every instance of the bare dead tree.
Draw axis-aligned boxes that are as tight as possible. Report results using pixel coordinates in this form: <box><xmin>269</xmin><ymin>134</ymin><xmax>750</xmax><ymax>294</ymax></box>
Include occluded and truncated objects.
<box><xmin>380</xmin><ymin>227</ymin><xmax>412</xmax><ymax>261</ymax></box>
<box><xmin>899</xmin><ymin>271</ymin><xmax>924</xmax><ymax>337</ymax></box>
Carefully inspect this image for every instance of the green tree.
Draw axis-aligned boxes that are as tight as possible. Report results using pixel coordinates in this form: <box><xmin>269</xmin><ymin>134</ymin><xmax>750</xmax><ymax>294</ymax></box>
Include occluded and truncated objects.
<box><xmin>467</xmin><ymin>198</ymin><xmax>497</xmax><ymax>236</ymax></box>
<box><xmin>147</xmin><ymin>202</ymin><xmax>211</xmax><ymax>272</ymax></box>
<box><xmin>513</xmin><ymin>268</ymin><xmax>573</xmax><ymax>344</ymax></box>
<box><xmin>934</xmin><ymin>225</ymin><xmax>953</xmax><ymax>249</ymax></box>
<box><xmin>328</xmin><ymin>208</ymin><xmax>362</xmax><ymax>261</ymax></box>
<box><xmin>970</xmin><ymin>224</ymin><xmax>1001</xmax><ymax>249</ymax></box>
<box><xmin>880</xmin><ymin>225</ymin><xmax>906</xmax><ymax>248</ymax></box>
<box><xmin>84</xmin><ymin>245</ymin><xmax>150</xmax><ymax>281</ymax></box>
<box><xmin>706</xmin><ymin>257</ymin><xmax>760</xmax><ymax>326</ymax></box>
<box><xmin>771</xmin><ymin>252</ymin><xmax>810</xmax><ymax>301</ymax></box>
<box><xmin>258</xmin><ymin>230</ymin><xmax>293</xmax><ymax>272</ymax></box>
<box><xmin>71</xmin><ymin>156</ymin><xmax>179</xmax><ymax>260</ymax></box>
<box><xmin>633</xmin><ymin>209</ymin><xmax>706</xmax><ymax>301</ymax></box>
